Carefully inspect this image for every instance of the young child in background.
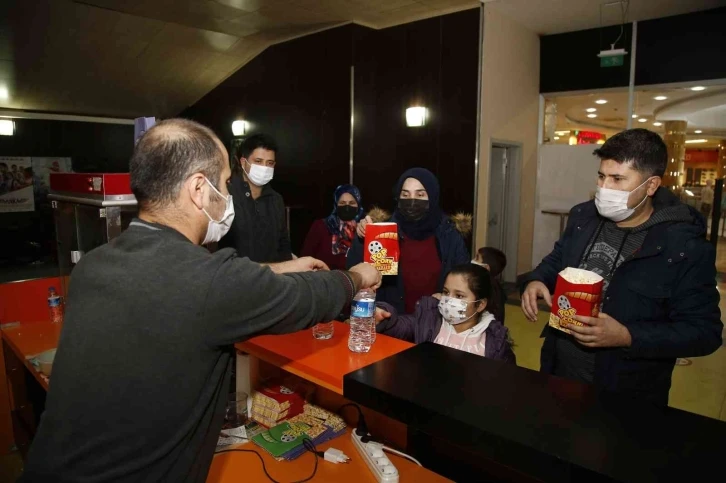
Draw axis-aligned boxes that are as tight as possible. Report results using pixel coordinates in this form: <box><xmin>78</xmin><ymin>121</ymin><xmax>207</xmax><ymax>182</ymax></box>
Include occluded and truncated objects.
<box><xmin>473</xmin><ymin>247</ymin><xmax>508</xmax><ymax>325</ymax></box>
<box><xmin>375</xmin><ymin>263</ymin><xmax>515</xmax><ymax>363</ymax></box>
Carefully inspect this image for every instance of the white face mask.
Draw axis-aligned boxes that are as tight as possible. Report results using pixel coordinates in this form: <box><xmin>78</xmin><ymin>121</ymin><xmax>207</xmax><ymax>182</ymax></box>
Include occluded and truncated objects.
<box><xmin>595</xmin><ymin>177</ymin><xmax>653</xmax><ymax>222</ymax></box>
<box><xmin>243</xmin><ymin>161</ymin><xmax>274</xmax><ymax>186</ymax></box>
<box><xmin>202</xmin><ymin>177</ymin><xmax>235</xmax><ymax>245</ymax></box>
<box><xmin>438</xmin><ymin>295</ymin><xmax>480</xmax><ymax>325</ymax></box>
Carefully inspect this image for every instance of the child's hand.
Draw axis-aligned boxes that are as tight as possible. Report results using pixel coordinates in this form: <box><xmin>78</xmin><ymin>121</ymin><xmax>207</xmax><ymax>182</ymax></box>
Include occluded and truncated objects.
<box><xmin>374</xmin><ymin>307</ymin><xmax>391</xmax><ymax>324</ymax></box>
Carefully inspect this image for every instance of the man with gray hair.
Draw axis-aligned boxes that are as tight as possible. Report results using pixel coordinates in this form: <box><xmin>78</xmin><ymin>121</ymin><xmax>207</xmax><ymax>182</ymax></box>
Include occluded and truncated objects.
<box><xmin>20</xmin><ymin>119</ymin><xmax>381</xmax><ymax>482</ymax></box>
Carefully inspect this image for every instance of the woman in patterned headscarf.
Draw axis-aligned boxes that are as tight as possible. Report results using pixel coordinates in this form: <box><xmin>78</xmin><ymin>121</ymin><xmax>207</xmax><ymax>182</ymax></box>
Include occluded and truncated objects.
<box><xmin>301</xmin><ymin>184</ymin><xmax>364</xmax><ymax>270</ymax></box>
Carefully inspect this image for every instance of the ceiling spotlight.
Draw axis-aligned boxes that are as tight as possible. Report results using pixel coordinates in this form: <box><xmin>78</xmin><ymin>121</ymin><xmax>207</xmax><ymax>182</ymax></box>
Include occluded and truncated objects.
<box><xmin>691</xmin><ymin>86</ymin><xmax>706</xmax><ymax>91</ymax></box>
<box><xmin>653</xmin><ymin>96</ymin><xmax>668</xmax><ymax>101</ymax></box>
<box><xmin>653</xmin><ymin>122</ymin><xmax>663</xmax><ymax>127</ymax></box>
<box><xmin>685</xmin><ymin>139</ymin><xmax>707</xmax><ymax>144</ymax></box>
<box><xmin>595</xmin><ymin>99</ymin><xmax>608</xmax><ymax>104</ymax></box>
<box><xmin>554</xmin><ymin>136</ymin><xmax>560</xmax><ymax>140</ymax></box>
<box><xmin>587</xmin><ymin>114</ymin><xmax>597</xmax><ymax>118</ymax></box>
<box><xmin>586</xmin><ymin>108</ymin><xmax>597</xmax><ymax>113</ymax></box>
<box><xmin>638</xmin><ymin>118</ymin><xmax>647</xmax><ymax>123</ymax></box>
<box><xmin>555</xmin><ymin>130</ymin><xmax>570</xmax><ymax>136</ymax></box>
<box><xmin>632</xmin><ymin>114</ymin><xmax>638</xmax><ymax>118</ymax></box>
<box><xmin>694</xmin><ymin>130</ymin><xmax>703</xmax><ymax>134</ymax></box>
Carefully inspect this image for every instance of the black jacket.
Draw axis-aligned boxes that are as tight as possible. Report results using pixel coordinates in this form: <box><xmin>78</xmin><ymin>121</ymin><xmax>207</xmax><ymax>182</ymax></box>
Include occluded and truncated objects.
<box><xmin>219</xmin><ymin>174</ymin><xmax>292</xmax><ymax>263</ymax></box>
<box><xmin>347</xmin><ymin>214</ymin><xmax>470</xmax><ymax>313</ymax></box>
<box><xmin>519</xmin><ymin>188</ymin><xmax>722</xmax><ymax>405</ymax></box>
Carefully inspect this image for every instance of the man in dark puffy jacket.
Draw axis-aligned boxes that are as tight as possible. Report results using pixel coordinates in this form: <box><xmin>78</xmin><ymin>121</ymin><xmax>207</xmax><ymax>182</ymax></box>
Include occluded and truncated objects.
<box><xmin>520</xmin><ymin>129</ymin><xmax>722</xmax><ymax>405</ymax></box>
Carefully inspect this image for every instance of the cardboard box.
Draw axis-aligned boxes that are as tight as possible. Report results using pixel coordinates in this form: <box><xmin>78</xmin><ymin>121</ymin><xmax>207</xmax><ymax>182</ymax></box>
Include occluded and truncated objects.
<box><xmin>364</xmin><ymin>222</ymin><xmax>399</xmax><ymax>275</ymax></box>
<box><xmin>549</xmin><ymin>268</ymin><xmax>604</xmax><ymax>334</ymax></box>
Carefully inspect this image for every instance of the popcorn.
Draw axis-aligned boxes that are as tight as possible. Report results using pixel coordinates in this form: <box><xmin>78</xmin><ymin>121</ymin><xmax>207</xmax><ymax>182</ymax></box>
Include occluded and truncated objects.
<box><xmin>549</xmin><ymin>268</ymin><xmax>604</xmax><ymax>334</ymax></box>
<box><xmin>364</xmin><ymin>223</ymin><xmax>399</xmax><ymax>275</ymax></box>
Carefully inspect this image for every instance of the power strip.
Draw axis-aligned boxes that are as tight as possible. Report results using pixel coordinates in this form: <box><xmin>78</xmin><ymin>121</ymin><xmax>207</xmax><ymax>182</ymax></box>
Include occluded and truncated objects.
<box><xmin>351</xmin><ymin>431</ymin><xmax>399</xmax><ymax>483</ymax></box>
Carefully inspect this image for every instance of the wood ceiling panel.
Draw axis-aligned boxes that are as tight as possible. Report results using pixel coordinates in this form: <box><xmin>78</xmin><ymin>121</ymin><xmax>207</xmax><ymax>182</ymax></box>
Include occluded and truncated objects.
<box><xmin>2</xmin><ymin>0</ymin><xmax>479</xmax><ymax>117</ymax></box>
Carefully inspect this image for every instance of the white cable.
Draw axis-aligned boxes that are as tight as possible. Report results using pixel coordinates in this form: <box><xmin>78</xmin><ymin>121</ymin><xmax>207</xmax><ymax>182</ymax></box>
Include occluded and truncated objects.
<box><xmin>382</xmin><ymin>445</ymin><xmax>422</xmax><ymax>467</ymax></box>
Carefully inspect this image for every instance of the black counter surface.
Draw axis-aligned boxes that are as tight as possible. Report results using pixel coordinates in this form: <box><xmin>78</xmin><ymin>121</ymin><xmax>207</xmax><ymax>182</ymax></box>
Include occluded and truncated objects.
<box><xmin>343</xmin><ymin>342</ymin><xmax>726</xmax><ymax>483</ymax></box>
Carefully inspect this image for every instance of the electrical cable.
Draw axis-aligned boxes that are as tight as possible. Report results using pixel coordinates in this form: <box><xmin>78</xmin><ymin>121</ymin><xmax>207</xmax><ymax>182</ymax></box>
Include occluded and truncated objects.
<box><xmin>382</xmin><ymin>445</ymin><xmax>423</xmax><ymax>467</ymax></box>
<box><xmin>215</xmin><ymin>438</ymin><xmax>320</xmax><ymax>483</ymax></box>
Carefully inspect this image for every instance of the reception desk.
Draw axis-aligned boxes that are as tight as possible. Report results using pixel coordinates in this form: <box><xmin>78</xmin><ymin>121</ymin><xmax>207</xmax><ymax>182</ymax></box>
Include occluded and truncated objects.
<box><xmin>344</xmin><ymin>342</ymin><xmax>726</xmax><ymax>482</ymax></box>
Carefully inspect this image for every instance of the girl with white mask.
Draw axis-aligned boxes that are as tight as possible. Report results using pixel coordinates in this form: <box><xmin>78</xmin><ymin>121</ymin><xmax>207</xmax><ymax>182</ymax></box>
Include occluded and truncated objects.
<box><xmin>373</xmin><ymin>263</ymin><xmax>515</xmax><ymax>362</ymax></box>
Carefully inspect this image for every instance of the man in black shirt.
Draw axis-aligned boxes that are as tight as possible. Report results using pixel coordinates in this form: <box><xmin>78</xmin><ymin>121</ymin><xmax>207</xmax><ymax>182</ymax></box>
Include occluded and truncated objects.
<box><xmin>219</xmin><ymin>134</ymin><xmax>291</xmax><ymax>262</ymax></box>
<box><xmin>20</xmin><ymin>119</ymin><xmax>381</xmax><ymax>482</ymax></box>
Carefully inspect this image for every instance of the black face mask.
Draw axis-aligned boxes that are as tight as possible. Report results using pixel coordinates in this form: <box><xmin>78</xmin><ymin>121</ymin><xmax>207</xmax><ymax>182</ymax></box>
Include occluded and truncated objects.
<box><xmin>336</xmin><ymin>205</ymin><xmax>358</xmax><ymax>222</ymax></box>
<box><xmin>398</xmin><ymin>199</ymin><xmax>429</xmax><ymax>222</ymax></box>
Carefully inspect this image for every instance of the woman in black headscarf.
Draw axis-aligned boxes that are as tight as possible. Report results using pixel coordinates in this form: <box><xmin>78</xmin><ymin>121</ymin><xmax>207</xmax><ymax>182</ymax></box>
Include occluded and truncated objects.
<box><xmin>347</xmin><ymin>168</ymin><xmax>470</xmax><ymax>313</ymax></box>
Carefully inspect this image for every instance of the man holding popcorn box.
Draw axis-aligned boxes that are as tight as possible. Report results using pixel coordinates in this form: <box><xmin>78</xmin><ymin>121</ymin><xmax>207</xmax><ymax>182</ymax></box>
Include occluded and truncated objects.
<box><xmin>520</xmin><ymin>129</ymin><xmax>722</xmax><ymax>405</ymax></box>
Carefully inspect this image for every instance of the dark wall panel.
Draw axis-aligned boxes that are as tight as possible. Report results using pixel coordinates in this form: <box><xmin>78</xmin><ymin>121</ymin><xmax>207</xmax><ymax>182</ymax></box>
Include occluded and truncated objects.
<box><xmin>183</xmin><ymin>9</ymin><xmax>480</xmax><ymax>252</ymax></box>
<box><xmin>181</xmin><ymin>26</ymin><xmax>353</xmax><ymax>252</ymax></box>
<box><xmin>636</xmin><ymin>7</ymin><xmax>726</xmax><ymax>86</ymax></box>
<box><xmin>352</xmin><ymin>9</ymin><xmax>479</xmax><ymax>217</ymax></box>
<box><xmin>540</xmin><ymin>23</ymin><xmax>632</xmax><ymax>93</ymax></box>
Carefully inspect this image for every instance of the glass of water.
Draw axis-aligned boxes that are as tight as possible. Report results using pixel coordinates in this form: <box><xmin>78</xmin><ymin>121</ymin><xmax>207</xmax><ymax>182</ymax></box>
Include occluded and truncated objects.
<box><xmin>312</xmin><ymin>321</ymin><xmax>334</xmax><ymax>339</ymax></box>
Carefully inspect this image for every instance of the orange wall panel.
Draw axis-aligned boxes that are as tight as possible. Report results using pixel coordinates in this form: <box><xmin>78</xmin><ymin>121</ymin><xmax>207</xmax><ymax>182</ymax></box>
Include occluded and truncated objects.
<box><xmin>0</xmin><ymin>277</ymin><xmax>62</xmax><ymax>325</ymax></box>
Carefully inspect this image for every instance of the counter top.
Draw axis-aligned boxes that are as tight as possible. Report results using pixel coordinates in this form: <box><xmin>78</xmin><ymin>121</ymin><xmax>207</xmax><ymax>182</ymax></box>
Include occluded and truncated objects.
<box><xmin>207</xmin><ymin>429</ymin><xmax>450</xmax><ymax>483</ymax></box>
<box><xmin>236</xmin><ymin>322</ymin><xmax>412</xmax><ymax>395</ymax></box>
<box><xmin>1</xmin><ymin>321</ymin><xmax>61</xmax><ymax>390</ymax></box>
<box><xmin>343</xmin><ymin>342</ymin><xmax>726</xmax><ymax>483</ymax></box>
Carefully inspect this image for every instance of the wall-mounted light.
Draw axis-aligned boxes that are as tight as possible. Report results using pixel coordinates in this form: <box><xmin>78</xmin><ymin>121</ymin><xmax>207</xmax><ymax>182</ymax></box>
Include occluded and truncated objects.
<box><xmin>0</xmin><ymin>119</ymin><xmax>14</xmax><ymax>136</ymax></box>
<box><xmin>231</xmin><ymin>120</ymin><xmax>247</xmax><ymax>136</ymax></box>
<box><xmin>406</xmin><ymin>107</ymin><xmax>428</xmax><ymax>127</ymax></box>
<box><xmin>568</xmin><ymin>134</ymin><xmax>578</xmax><ymax>145</ymax></box>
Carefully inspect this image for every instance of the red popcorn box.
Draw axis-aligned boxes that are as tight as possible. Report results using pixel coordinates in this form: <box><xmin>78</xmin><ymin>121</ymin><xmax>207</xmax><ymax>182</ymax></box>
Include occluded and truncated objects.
<box><xmin>549</xmin><ymin>268</ymin><xmax>604</xmax><ymax>335</ymax></box>
<box><xmin>364</xmin><ymin>222</ymin><xmax>399</xmax><ymax>275</ymax></box>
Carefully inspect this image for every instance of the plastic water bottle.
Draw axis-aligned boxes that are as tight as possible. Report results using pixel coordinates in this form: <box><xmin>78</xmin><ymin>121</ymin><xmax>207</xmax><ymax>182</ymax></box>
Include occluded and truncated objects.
<box><xmin>48</xmin><ymin>287</ymin><xmax>63</xmax><ymax>324</ymax></box>
<box><xmin>349</xmin><ymin>288</ymin><xmax>375</xmax><ymax>353</ymax></box>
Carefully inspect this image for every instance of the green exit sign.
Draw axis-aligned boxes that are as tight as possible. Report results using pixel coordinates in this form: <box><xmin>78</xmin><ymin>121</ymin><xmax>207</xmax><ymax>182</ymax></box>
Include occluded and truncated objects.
<box><xmin>600</xmin><ymin>55</ymin><xmax>624</xmax><ymax>68</ymax></box>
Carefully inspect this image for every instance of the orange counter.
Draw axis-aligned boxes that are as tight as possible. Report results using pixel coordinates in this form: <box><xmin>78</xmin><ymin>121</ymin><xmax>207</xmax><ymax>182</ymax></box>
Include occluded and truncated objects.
<box><xmin>207</xmin><ymin>429</ymin><xmax>450</xmax><ymax>483</ymax></box>
<box><xmin>2</xmin><ymin>321</ymin><xmax>61</xmax><ymax>391</ymax></box>
<box><xmin>236</xmin><ymin>321</ymin><xmax>413</xmax><ymax>395</ymax></box>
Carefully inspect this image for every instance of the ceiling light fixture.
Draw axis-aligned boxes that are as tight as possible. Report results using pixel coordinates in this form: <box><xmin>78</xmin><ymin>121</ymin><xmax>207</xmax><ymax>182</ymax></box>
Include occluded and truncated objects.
<box><xmin>638</xmin><ymin>118</ymin><xmax>647</xmax><ymax>123</ymax></box>
<box><xmin>555</xmin><ymin>130</ymin><xmax>570</xmax><ymax>136</ymax></box>
<box><xmin>587</xmin><ymin>114</ymin><xmax>597</xmax><ymax>118</ymax></box>
<box><xmin>406</xmin><ymin>107</ymin><xmax>428</xmax><ymax>127</ymax></box>
<box><xmin>694</xmin><ymin>130</ymin><xmax>703</xmax><ymax>134</ymax></box>
<box><xmin>554</xmin><ymin>136</ymin><xmax>560</xmax><ymax>140</ymax></box>
<box><xmin>0</xmin><ymin>86</ymin><xmax>8</xmax><ymax>100</ymax></box>
<box><xmin>653</xmin><ymin>96</ymin><xmax>668</xmax><ymax>101</ymax></box>
<box><xmin>595</xmin><ymin>99</ymin><xmax>608</xmax><ymax>104</ymax></box>
<box><xmin>632</xmin><ymin>114</ymin><xmax>638</xmax><ymax>118</ymax></box>
<box><xmin>586</xmin><ymin>108</ymin><xmax>597</xmax><ymax>113</ymax></box>
<box><xmin>653</xmin><ymin>122</ymin><xmax>663</xmax><ymax>127</ymax></box>
<box><xmin>231</xmin><ymin>120</ymin><xmax>247</xmax><ymax>136</ymax></box>
<box><xmin>685</xmin><ymin>139</ymin><xmax>707</xmax><ymax>144</ymax></box>
<box><xmin>690</xmin><ymin>86</ymin><xmax>706</xmax><ymax>91</ymax></box>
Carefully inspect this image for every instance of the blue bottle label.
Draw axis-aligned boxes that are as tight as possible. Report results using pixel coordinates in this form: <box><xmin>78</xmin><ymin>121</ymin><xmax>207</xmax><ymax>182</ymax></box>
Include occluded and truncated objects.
<box><xmin>48</xmin><ymin>296</ymin><xmax>61</xmax><ymax>308</ymax></box>
<box><xmin>351</xmin><ymin>299</ymin><xmax>374</xmax><ymax>318</ymax></box>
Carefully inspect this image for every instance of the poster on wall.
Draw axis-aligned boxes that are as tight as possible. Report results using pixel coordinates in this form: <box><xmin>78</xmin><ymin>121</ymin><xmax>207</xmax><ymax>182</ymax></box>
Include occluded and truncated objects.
<box><xmin>0</xmin><ymin>156</ymin><xmax>35</xmax><ymax>212</ymax></box>
<box><xmin>31</xmin><ymin>157</ymin><xmax>73</xmax><ymax>201</ymax></box>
